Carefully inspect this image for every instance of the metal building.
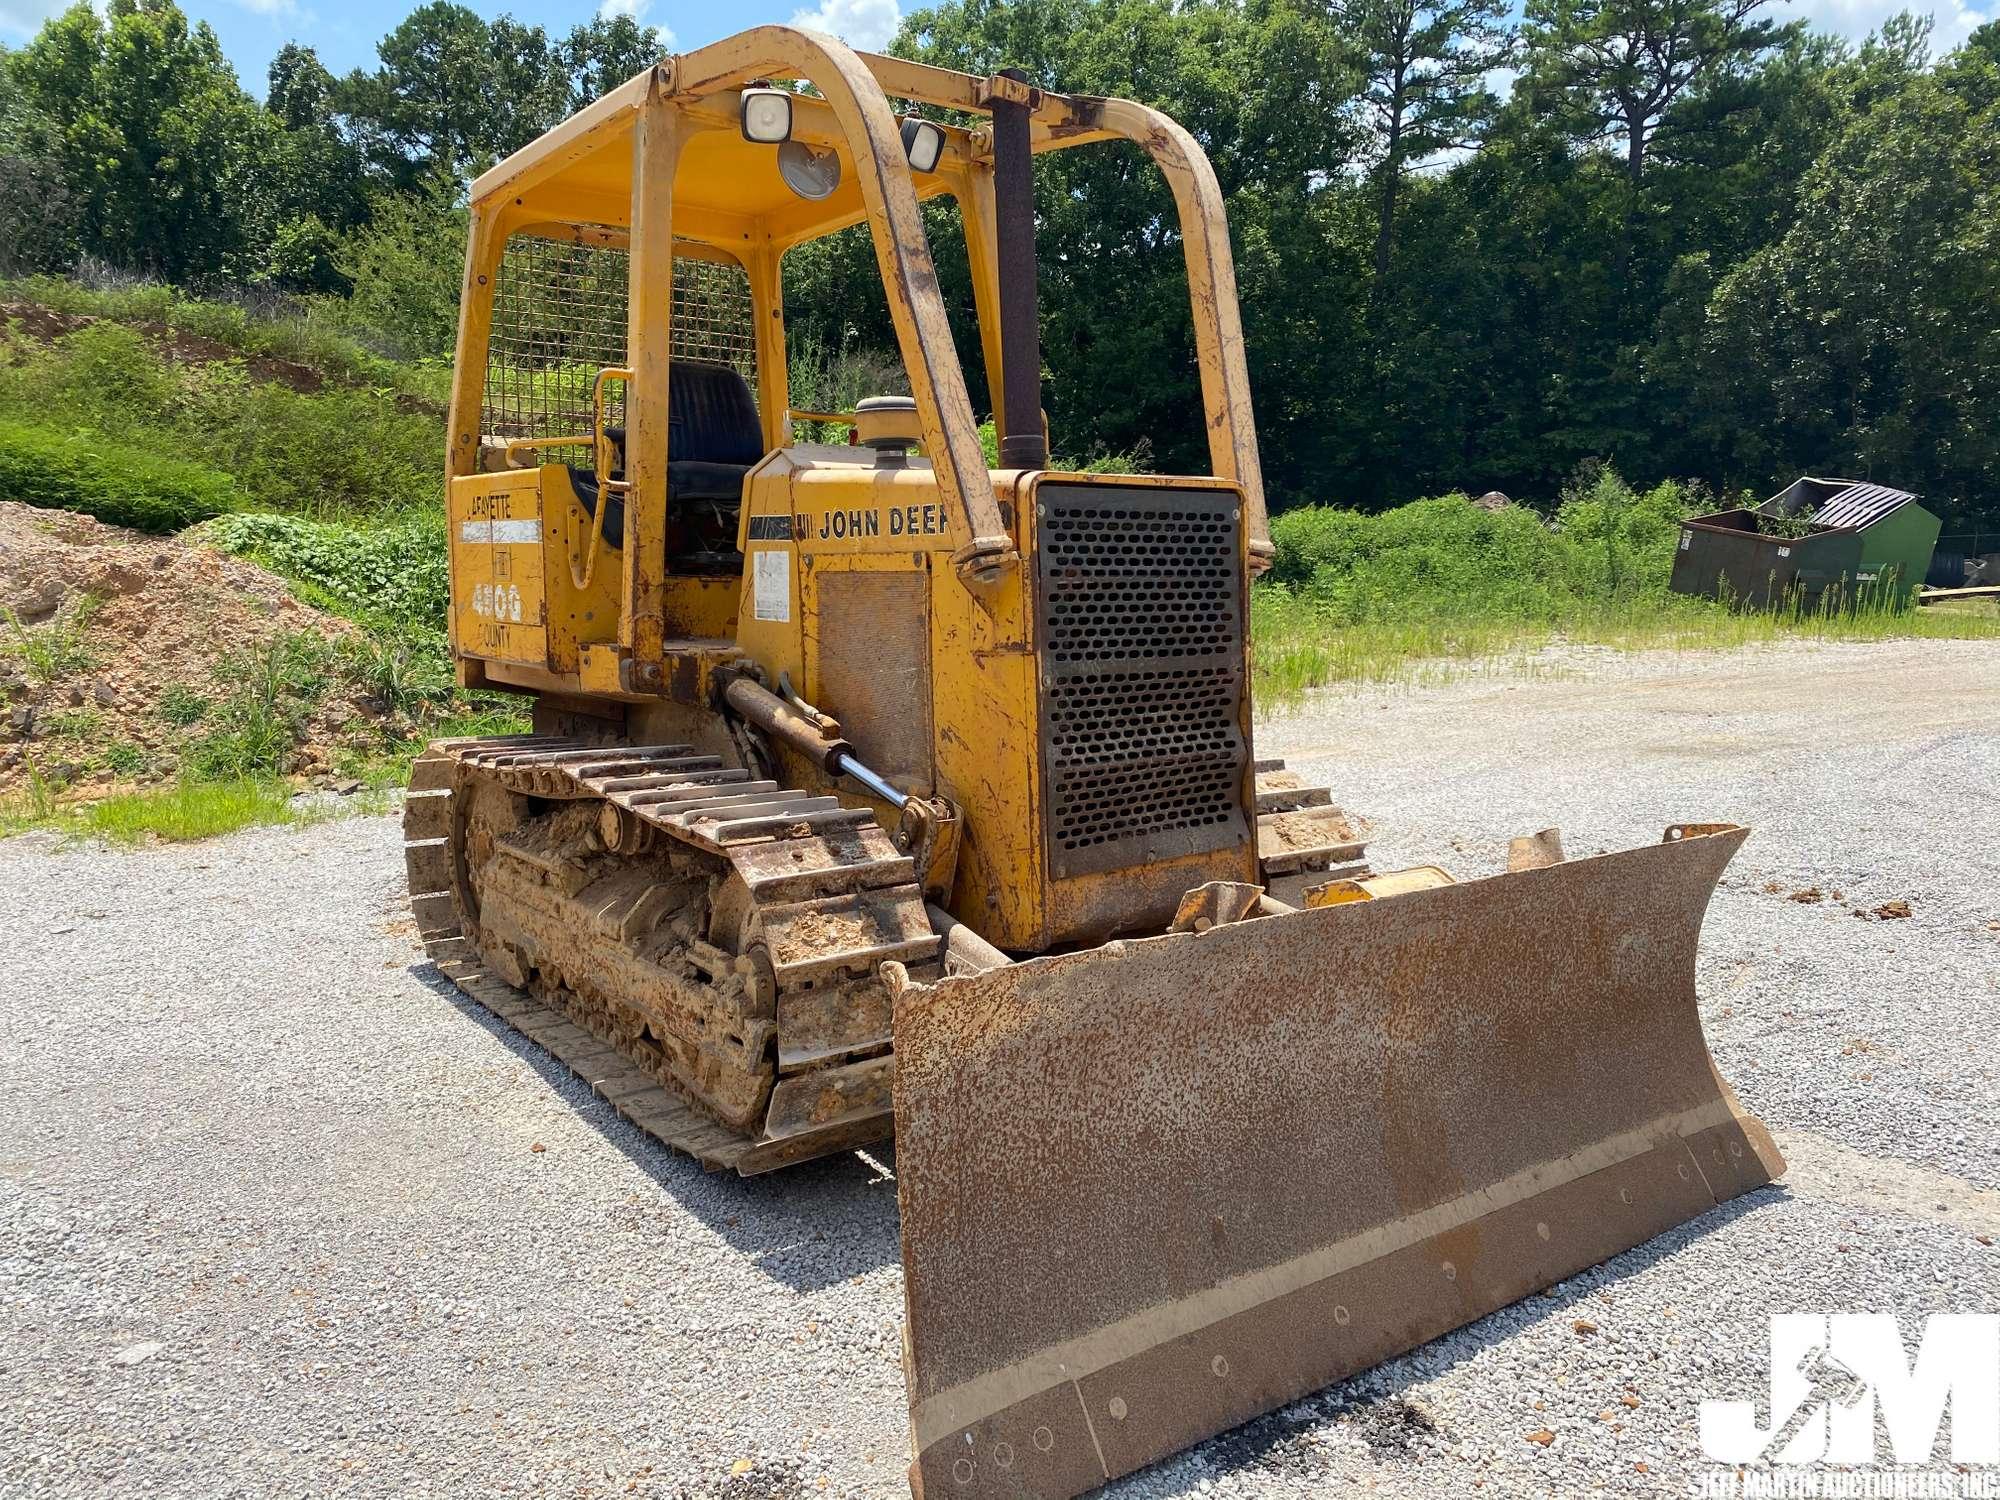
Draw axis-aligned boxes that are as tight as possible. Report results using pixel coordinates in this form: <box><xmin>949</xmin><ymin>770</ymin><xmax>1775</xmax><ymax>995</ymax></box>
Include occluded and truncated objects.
<box><xmin>1669</xmin><ymin>477</ymin><xmax>1941</xmax><ymax>608</ymax></box>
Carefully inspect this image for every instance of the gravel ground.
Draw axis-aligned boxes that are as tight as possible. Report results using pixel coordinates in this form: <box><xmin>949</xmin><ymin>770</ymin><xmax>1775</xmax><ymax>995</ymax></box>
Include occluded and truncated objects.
<box><xmin>2</xmin><ymin>637</ymin><xmax>1996</xmax><ymax>1499</ymax></box>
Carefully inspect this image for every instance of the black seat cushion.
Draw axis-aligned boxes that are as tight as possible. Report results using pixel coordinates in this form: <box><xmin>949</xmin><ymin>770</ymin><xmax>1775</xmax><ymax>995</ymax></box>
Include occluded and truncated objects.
<box><xmin>568</xmin><ymin>360</ymin><xmax>764</xmax><ymax>552</ymax></box>
<box><xmin>663</xmin><ymin>360</ymin><xmax>763</xmax><ymax>466</ymax></box>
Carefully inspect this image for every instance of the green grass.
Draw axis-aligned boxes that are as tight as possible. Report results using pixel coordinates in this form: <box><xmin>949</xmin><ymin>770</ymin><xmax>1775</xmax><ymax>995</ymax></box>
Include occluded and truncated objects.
<box><xmin>0</xmin><ymin>776</ymin><xmax>407</xmax><ymax>845</ymax></box>
<box><xmin>1252</xmin><ymin>561</ymin><xmax>2000</xmax><ymax>703</ymax></box>
<box><xmin>0</xmin><ymin>775</ymin><xmax>293</xmax><ymax>843</ymax></box>
<box><xmin>0</xmin><ymin>320</ymin><xmax>443</xmax><ymax>523</ymax></box>
<box><xmin>0</xmin><ymin>417</ymin><xmax>241</xmax><ymax>532</ymax></box>
<box><xmin>67</xmin><ymin>778</ymin><xmax>309</xmax><ymax>843</ymax></box>
<box><xmin>1253</xmin><ymin>475</ymin><xmax>2000</xmax><ymax>702</ymax></box>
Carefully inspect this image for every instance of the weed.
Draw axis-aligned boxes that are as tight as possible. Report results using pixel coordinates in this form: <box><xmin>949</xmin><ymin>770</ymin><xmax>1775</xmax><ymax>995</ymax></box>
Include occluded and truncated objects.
<box><xmin>39</xmin><ymin>707</ymin><xmax>105</xmax><ymax>743</ymax></box>
<box><xmin>104</xmin><ymin>741</ymin><xmax>150</xmax><ymax>777</ymax></box>
<box><xmin>2</xmin><ymin>598</ymin><xmax>100</xmax><ymax>684</ymax></box>
<box><xmin>0</xmin><ymin>765</ymin><xmax>59</xmax><ymax>837</ymax></box>
<box><xmin>184</xmin><ymin>632</ymin><xmax>338</xmax><ymax>779</ymax></box>
<box><xmin>335</xmin><ymin>629</ymin><xmax>455</xmax><ymax>720</ymax></box>
<box><xmin>155</xmin><ymin>685</ymin><xmax>210</xmax><ymax>726</ymax></box>
<box><xmin>202</xmin><ymin>511</ymin><xmax>450</xmax><ymax>624</ymax></box>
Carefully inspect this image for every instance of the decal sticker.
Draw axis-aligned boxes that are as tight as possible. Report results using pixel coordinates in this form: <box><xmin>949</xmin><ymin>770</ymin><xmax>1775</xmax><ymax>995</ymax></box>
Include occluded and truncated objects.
<box><xmin>459</xmin><ymin>518</ymin><xmax>543</xmax><ymax>544</ymax></box>
<box><xmin>752</xmin><ymin>550</ymin><xmax>791</xmax><ymax>623</ymax></box>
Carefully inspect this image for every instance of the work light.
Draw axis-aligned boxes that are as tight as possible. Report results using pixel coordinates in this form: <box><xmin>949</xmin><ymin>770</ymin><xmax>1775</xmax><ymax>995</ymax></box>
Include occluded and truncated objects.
<box><xmin>740</xmin><ymin>87</ymin><xmax>793</xmax><ymax>144</ymax></box>
<box><xmin>901</xmin><ymin>116</ymin><xmax>945</xmax><ymax>173</ymax></box>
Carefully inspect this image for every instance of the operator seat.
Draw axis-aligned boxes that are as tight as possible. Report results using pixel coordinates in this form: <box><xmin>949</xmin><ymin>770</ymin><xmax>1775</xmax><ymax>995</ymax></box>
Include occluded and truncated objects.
<box><xmin>568</xmin><ymin>359</ymin><xmax>763</xmax><ymax>570</ymax></box>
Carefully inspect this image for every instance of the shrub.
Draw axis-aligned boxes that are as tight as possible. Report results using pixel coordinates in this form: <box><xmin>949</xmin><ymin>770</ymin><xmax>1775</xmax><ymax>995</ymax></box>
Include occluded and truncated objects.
<box><xmin>202</xmin><ymin>511</ymin><xmax>450</xmax><ymax>625</ymax></box>
<box><xmin>1269</xmin><ymin>494</ymin><xmax>1573</xmax><ymax>623</ymax></box>
<box><xmin>0</xmin><ymin>419</ymin><xmax>239</xmax><ymax>531</ymax></box>
<box><xmin>332</xmin><ymin>189</ymin><xmax>468</xmax><ymax>362</ymax></box>
<box><xmin>1266</xmin><ymin>472</ymin><xmax>1704</xmax><ymax>626</ymax></box>
<box><xmin>48</xmin><ymin>322</ymin><xmax>178</xmax><ymax>425</ymax></box>
<box><xmin>193</xmin><ymin>380</ymin><xmax>443</xmax><ymax>519</ymax></box>
<box><xmin>0</xmin><ymin>272</ymin><xmax>405</xmax><ymax>389</ymax></box>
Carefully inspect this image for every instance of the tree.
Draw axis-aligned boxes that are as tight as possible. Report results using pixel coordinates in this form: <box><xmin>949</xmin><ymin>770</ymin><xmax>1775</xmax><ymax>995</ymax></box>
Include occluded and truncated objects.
<box><xmin>333</xmin><ymin>3</ymin><xmax>668</xmax><ymax>186</ymax></box>
<box><xmin>1687</xmin><ymin>45</ymin><xmax>2000</xmax><ymax>524</ymax></box>
<box><xmin>268</xmin><ymin>41</ymin><xmax>337</xmax><ymax>131</ymax></box>
<box><xmin>1331</xmin><ymin>0</ymin><xmax>1513</xmax><ymax>276</ymax></box>
<box><xmin>9</xmin><ymin>0</ymin><xmax>269</xmax><ymax>278</ymax></box>
<box><xmin>559</xmin><ymin>14</ymin><xmax>668</xmax><ymax>112</ymax></box>
<box><xmin>337</xmin><ymin>2</ymin><xmax>511</xmax><ymax>183</ymax></box>
<box><xmin>0</xmin><ymin>153</ymin><xmax>80</xmax><ymax>275</ymax></box>
<box><xmin>254</xmin><ymin>44</ymin><xmax>368</xmax><ymax>288</ymax></box>
<box><xmin>888</xmin><ymin>0</ymin><xmax>1361</xmax><ymax>484</ymax></box>
<box><xmin>1520</xmin><ymin>0</ymin><xmax>1793</xmax><ymax>183</ymax></box>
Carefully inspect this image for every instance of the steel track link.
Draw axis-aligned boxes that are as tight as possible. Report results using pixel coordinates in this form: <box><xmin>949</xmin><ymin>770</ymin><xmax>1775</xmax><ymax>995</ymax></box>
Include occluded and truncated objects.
<box><xmin>401</xmin><ymin>734</ymin><xmax>938</xmax><ymax>1175</ymax></box>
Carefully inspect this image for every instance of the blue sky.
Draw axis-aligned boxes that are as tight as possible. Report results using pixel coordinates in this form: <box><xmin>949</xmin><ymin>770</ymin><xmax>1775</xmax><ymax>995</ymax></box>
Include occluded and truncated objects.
<box><xmin>0</xmin><ymin>0</ymin><xmax>907</xmax><ymax>91</ymax></box>
<box><xmin>1</xmin><ymin>0</ymin><xmax>1991</xmax><ymax>101</ymax></box>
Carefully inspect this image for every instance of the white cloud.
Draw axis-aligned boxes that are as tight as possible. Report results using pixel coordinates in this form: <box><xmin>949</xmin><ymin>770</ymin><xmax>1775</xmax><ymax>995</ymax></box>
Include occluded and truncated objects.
<box><xmin>597</xmin><ymin>0</ymin><xmax>677</xmax><ymax>44</ymax></box>
<box><xmin>1783</xmin><ymin>0</ymin><xmax>1996</xmax><ymax>50</ymax></box>
<box><xmin>787</xmin><ymin>0</ymin><xmax>902</xmax><ymax>51</ymax></box>
<box><xmin>232</xmin><ymin>0</ymin><xmax>300</xmax><ymax>18</ymax></box>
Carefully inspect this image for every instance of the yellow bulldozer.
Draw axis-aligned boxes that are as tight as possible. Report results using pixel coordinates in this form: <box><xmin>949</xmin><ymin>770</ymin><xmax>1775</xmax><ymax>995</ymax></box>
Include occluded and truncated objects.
<box><xmin>400</xmin><ymin>25</ymin><xmax>1784</xmax><ymax>1498</ymax></box>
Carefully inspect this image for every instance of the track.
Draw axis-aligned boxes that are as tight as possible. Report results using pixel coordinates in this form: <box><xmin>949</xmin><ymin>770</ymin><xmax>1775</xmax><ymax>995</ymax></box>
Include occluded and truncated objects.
<box><xmin>401</xmin><ymin>735</ymin><xmax>938</xmax><ymax>1175</ymax></box>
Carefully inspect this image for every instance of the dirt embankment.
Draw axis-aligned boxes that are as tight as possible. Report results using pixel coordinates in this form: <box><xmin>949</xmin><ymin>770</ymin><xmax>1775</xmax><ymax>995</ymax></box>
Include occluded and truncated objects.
<box><xmin>1</xmin><ymin>300</ymin><xmax>330</xmax><ymax>395</ymax></box>
<box><xmin>0</xmin><ymin>502</ymin><xmax>373</xmax><ymax>794</ymax></box>
<box><xmin>0</xmin><ymin>300</ymin><xmax>444</xmax><ymax>416</ymax></box>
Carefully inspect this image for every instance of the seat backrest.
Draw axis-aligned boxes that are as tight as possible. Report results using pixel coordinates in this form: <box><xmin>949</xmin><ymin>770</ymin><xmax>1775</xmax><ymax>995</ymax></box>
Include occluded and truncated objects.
<box><xmin>668</xmin><ymin>360</ymin><xmax>763</xmax><ymax>467</ymax></box>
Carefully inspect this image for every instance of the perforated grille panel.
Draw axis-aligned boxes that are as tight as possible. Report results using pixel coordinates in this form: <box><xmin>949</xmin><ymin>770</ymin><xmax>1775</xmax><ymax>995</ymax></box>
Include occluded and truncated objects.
<box><xmin>1034</xmin><ymin>484</ymin><xmax>1250</xmax><ymax>879</ymax></box>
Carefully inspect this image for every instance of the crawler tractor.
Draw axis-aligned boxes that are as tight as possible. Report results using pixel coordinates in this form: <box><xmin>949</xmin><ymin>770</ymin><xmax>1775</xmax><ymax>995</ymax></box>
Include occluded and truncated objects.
<box><xmin>402</xmin><ymin>27</ymin><xmax>1783</xmax><ymax>1498</ymax></box>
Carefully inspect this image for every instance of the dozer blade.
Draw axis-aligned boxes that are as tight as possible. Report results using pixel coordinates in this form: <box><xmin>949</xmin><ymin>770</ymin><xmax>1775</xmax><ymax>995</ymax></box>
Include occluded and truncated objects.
<box><xmin>889</xmin><ymin>823</ymin><xmax>1782</xmax><ymax>1499</ymax></box>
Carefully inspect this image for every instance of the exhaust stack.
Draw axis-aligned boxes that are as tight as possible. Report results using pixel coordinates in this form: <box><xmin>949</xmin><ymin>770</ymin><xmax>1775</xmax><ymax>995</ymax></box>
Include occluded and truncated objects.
<box><xmin>990</xmin><ymin>68</ymin><xmax>1047</xmax><ymax>470</ymax></box>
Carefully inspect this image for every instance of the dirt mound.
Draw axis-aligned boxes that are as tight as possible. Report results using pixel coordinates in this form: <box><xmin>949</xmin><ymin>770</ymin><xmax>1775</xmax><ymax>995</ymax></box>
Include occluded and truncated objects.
<box><xmin>0</xmin><ymin>502</ymin><xmax>375</xmax><ymax>795</ymax></box>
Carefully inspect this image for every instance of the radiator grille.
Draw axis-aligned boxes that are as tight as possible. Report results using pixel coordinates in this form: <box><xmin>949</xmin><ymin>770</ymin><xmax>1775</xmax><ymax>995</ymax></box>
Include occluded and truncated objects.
<box><xmin>1035</xmin><ymin>485</ymin><xmax>1249</xmax><ymax>878</ymax></box>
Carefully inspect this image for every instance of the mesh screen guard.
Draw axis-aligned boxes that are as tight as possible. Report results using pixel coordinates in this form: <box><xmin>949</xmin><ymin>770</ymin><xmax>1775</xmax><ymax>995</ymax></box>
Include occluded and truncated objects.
<box><xmin>481</xmin><ymin>230</ymin><xmax>758</xmax><ymax>458</ymax></box>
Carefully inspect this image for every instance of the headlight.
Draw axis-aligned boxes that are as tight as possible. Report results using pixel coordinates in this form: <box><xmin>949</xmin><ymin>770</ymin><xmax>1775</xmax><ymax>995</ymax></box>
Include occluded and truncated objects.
<box><xmin>740</xmin><ymin>87</ymin><xmax>793</xmax><ymax>144</ymax></box>
<box><xmin>900</xmin><ymin>116</ymin><xmax>945</xmax><ymax>173</ymax></box>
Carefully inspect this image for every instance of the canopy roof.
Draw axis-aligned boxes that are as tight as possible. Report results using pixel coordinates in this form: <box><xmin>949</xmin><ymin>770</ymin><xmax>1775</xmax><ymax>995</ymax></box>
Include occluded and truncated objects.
<box><xmin>470</xmin><ymin>37</ymin><xmax>1117</xmax><ymax>253</ymax></box>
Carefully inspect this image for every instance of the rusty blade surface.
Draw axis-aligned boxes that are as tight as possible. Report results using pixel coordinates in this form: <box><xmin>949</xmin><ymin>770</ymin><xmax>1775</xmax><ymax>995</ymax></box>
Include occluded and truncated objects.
<box><xmin>890</xmin><ymin>825</ymin><xmax>1783</xmax><ymax>1500</ymax></box>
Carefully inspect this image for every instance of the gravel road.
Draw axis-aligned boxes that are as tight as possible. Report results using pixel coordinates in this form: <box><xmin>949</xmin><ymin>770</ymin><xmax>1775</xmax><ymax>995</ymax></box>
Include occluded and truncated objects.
<box><xmin>3</xmin><ymin>637</ymin><xmax>1996</xmax><ymax>1499</ymax></box>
